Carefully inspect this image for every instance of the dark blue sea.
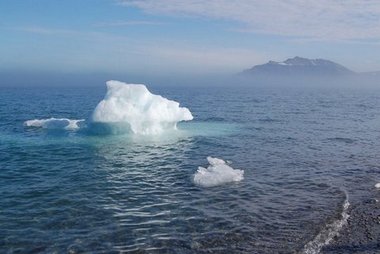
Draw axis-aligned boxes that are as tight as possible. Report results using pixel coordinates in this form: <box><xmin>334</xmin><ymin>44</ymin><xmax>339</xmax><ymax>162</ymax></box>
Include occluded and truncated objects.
<box><xmin>1</xmin><ymin>84</ymin><xmax>380</xmax><ymax>253</ymax></box>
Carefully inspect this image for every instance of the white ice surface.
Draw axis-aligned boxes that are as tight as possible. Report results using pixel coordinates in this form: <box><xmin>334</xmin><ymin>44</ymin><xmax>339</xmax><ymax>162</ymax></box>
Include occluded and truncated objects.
<box><xmin>24</xmin><ymin>118</ymin><xmax>84</xmax><ymax>130</ymax></box>
<box><xmin>193</xmin><ymin>157</ymin><xmax>244</xmax><ymax>187</ymax></box>
<box><xmin>91</xmin><ymin>80</ymin><xmax>193</xmax><ymax>135</ymax></box>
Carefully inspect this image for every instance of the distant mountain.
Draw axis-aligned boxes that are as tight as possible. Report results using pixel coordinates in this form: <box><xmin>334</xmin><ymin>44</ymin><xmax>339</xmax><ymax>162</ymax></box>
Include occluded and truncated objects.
<box><xmin>360</xmin><ymin>71</ymin><xmax>380</xmax><ymax>77</ymax></box>
<box><xmin>241</xmin><ymin>57</ymin><xmax>355</xmax><ymax>77</ymax></box>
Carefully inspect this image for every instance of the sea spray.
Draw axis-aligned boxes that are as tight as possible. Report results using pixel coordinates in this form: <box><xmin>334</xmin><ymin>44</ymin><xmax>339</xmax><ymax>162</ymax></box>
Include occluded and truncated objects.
<box><xmin>91</xmin><ymin>80</ymin><xmax>193</xmax><ymax>135</ymax></box>
<box><xmin>302</xmin><ymin>192</ymin><xmax>350</xmax><ymax>254</ymax></box>
<box><xmin>193</xmin><ymin>157</ymin><xmax>244</xmax><ymax>187</ymax></box>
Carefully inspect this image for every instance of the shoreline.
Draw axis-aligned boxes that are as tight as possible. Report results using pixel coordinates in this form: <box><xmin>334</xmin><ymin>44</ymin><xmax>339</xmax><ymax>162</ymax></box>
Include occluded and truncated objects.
<box><xmin>322</xmin><ymin>190</ymin><xmax>380</xmax><ymax>254</ymax></box>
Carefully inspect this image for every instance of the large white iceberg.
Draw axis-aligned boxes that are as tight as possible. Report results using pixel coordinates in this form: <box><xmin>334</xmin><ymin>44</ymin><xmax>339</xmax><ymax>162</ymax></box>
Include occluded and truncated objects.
<box><xmin>193</xmin><ymin>157</ymin><xmax>244</xmax><ymax>187</ymax></box>
<box><xmin>91</xmin><ymin>80</ymin><xmax>193</xmax><ymax>135</ymax></box>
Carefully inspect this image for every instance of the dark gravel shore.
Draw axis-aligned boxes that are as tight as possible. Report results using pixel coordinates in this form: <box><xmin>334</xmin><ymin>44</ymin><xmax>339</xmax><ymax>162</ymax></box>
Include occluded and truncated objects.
<box><xmin>322</xmin><ymin>189</ymin><xmax>380</xmax><ymax>254</ymax></box>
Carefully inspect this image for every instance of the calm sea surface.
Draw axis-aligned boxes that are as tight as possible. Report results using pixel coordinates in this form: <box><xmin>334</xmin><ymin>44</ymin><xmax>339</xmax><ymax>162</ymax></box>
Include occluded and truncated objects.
<box><xmin>1</xmin><ymin>84</ymin><xmax>380</xmax><ymax>253</ymax></box>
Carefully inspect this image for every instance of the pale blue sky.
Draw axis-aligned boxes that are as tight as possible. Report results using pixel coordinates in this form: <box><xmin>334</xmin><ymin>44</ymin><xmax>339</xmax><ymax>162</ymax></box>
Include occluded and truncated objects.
<box><xmin>1</xmin><ymin>0</ymin><xmax>380</xmax><ymax>78</ymax></box>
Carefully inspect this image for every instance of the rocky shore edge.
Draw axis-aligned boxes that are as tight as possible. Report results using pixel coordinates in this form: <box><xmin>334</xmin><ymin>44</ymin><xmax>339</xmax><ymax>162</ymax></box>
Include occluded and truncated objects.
<box><xmin>322</xmin><ymin>189</ymin><xmax>380</xmax><ymax>254</ymax></box>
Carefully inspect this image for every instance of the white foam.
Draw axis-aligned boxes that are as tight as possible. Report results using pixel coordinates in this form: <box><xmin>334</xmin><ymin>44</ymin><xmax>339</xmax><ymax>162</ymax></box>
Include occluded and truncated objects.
<box><xmin>91</xmin><ymin>80</ymin><xmax>193</xmax><ymax>135</ymax></box>
<box><xmin>24</xmin><ymin>118</ymin><xmax>84</xmax><ymax>130</ymax></box>
<box><xmin>303</xmin><ymin>194</ymin><xmax>350</xmax><ymax>254</ymax></box>
<box><xmin>375</xmin><ymin>183</ymin><xmax>380</xmax><ymax>189</ymax></box>
<box><xmin>193</xmin><ymin>157</ymin><xmax>244</xmax><ymax>187</ymax></box>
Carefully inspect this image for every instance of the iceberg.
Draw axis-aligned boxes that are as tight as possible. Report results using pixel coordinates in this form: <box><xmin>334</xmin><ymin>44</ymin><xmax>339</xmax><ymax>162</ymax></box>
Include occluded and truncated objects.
<box><xmin>193</xmin><ymin>157</ymin><xmax>244</xmax><ymax>187</ymax></box>
<box><xmin>91</xmin><ymin>80</ymin><xmax>193</xmax><ymax>135</ymax></box>
<box><xmin>24</xmin><ymin>118</ymin><xmax>84</xmax><ymax>130</ymax></box>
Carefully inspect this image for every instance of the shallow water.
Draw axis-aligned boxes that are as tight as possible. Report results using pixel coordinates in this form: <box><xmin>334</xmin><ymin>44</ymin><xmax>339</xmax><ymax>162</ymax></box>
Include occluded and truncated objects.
<box><xmin>1</xmin><ymin>85</ymin><xmax>380</xmax><ymax>253</ymax></box>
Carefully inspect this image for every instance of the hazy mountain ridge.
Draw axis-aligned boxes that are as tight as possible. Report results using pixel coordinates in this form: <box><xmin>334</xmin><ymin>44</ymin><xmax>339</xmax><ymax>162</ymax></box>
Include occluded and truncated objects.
<box><xmin>359</xmin><ymin>71</ymin><xmax>380</xmax><ymax>77</ymax></box>
<box><xmin>241</xmin><ymin>57</ymin><xmax>361</xmax><ymax>77</ymax></box>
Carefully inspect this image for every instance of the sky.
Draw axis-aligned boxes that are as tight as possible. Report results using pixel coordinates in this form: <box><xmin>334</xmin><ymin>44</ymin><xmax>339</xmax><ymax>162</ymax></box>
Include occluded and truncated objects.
<box><xmin>1</xmin><ymin>0</ymin><xmax>380</xmax><ymax>82</ymax></box>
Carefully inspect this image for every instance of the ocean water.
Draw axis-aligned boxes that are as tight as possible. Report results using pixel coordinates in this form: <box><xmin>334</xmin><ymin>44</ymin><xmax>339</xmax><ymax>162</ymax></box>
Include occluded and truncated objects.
<box><xmin>1</xmin><ymin>84</ymin><xmax>380</xmax><ymax>253</ymax></box>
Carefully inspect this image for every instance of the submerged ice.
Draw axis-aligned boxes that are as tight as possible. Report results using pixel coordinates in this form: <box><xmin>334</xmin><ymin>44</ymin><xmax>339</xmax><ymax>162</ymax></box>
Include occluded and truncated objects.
<box><xmin>91</xmin><ymin>80</ymin><xmax>193</xmax><ymax>135</ymax></box>
<box><xmin>24</xmin><ymin>118</ymin><xmax>84</xmax><ymax>130</ymax></box>
<box><xmin>193</xmin><ymin>157</ymin><xmax>244</xmax><ymax>187</ymax></box>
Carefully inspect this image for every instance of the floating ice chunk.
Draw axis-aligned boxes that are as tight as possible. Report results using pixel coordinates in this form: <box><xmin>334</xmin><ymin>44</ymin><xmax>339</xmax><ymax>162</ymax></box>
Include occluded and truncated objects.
<box><xmin>91</xmin><ymin>80</ymin><xmax>193</xmax><ymax>135</ymax></box>
<box><xmin>193</xmin><ymin>157</ymin><xmax>244</xmax><ymax>187</ymax></box>
<box><xmin>375</xmin><ymin>183</ymin><xmax>380</xmax><ymax>189</ymax></box>
<box><xmin>24</xmin><ymin>118</ymin><xmax>84</xmax><ymax>130</ymax></box>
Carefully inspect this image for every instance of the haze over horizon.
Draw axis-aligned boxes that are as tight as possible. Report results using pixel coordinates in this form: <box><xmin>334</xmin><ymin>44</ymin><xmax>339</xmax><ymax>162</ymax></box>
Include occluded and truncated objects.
<box><xmin>1</xmin><ymin>0</ymin><xmax>380</xmax><ymax>85</ymax></box>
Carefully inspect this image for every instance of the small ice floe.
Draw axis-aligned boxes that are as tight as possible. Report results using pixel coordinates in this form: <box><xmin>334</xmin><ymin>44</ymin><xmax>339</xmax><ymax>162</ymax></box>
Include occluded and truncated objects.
<box><xmin>193</xmin><ymin>157</ymin><xmax>244</xmax><ymax>187</ymax></box>
<box><xmin>375</xmin><ymin>183</ymin><xmax>380</xmax><ymax>189</ymax></box>
<box><xmin>24</xmin><ymin>118</ymin><xmax>84</xmax><ymax>130</ymax></box>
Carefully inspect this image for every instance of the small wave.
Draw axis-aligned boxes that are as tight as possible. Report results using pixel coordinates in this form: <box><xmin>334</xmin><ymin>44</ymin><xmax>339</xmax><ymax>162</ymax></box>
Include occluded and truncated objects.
<box><xmin>203</xmin><ymin>117</ymin><xmax>225</xmax><ymax>122</ymax></box>
<box><xmin>258</xmin><ymin>117</ymin><xmax>280</xmax><ymax>123</ymax></box>
<box><xmin>24</xmin><ymin>118</ymin><xmax>85</xmax><ymax>130</ymax></box>
<box><xmin>302</xmin><ymin>192</ymin><xmax>350</xmax><ymax>254</ymax></box>
<box><xmin>326</xmin><ymin>137</ymin><xmax>355</xmax><ymax>144</ymax></box>
<box><xmin>193</xmin><ymin>157</ymin><xmax>244</xmax><ymax>187</ymax></box>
